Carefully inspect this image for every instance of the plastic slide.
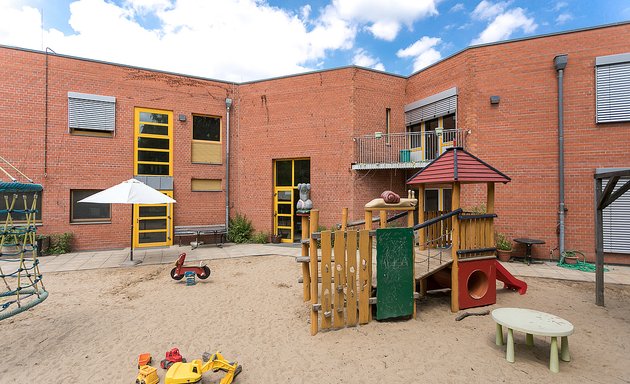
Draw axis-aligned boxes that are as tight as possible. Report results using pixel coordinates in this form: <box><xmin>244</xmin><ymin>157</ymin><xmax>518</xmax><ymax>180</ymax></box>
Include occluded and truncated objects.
<box><xmin>495</xmin><ymin>260</ymin><xmax>528</xmax><ymax>295</ymax></box>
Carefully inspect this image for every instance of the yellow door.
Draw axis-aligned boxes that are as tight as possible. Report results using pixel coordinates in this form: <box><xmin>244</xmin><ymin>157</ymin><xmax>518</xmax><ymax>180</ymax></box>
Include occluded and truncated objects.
<box><xmin>133</xmin><ymin>107</ymin><xmax>173</xmax><ymax>248</ymax></box>
<box><xmin>273</xmin><ymin>159</ymin><xmax>310</xmax><ymax>243</ymax></box>
<box><xmin>133</xmin><ymin>191</ymin><xmax>173</xmax><ymax>248</ymax></box>
<box><xmin>274</xmin><ymin>188</ymin><xmax>294</xmax><ymax>243</ymax></box>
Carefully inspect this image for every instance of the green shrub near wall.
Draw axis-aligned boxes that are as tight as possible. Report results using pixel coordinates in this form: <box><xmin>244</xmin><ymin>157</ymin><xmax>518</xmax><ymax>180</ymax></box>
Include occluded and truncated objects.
<box><xmin>48</xmin><ymin>232</ymin><xmax>73</xmax><ymax>254</ymax></box>
<box><xmin>227</xmin><ymin>214</ymin><xmax>254</xmax><ymax>243</ymax></box>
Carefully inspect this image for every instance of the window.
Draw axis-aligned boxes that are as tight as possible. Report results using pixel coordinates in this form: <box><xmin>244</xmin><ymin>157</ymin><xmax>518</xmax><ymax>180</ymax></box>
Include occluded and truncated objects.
<box><xmin>603</xmin><ymin>178</ymin><xmax>630</xmax><ymax>254</ymax></box>
<box><xmin>0</xmin><ymin>192</ymin><xmax>42</xmax><ymax>223</ymax></box>
<box><xmin>596</xmin><ymin>53</ymin><xmax>630</xmax><ymax>123</ymax></box>
<box><xmin>191</xmin><ymin>179</ymin><xmax>222</xmax><ymax>192</ymax></box>
<box><xmin>68</xmin><ymin>92</ymin><xmax>116</xmax><ymax>136</ymax></box>
<box><xmin>71</xmin><ymin>190</ymin><xmax>111</xmax><ymax>223</ymax></box>
<box><xmin>193</xmin><ymin>115</ymin><xmax>221</xmax><ymax>142</ymax></box>
<box><xmin>404</xmin><ymin>87</ymin><xmax>457</xmax><ymax>126</ymax></box>
<box><xmin>192</xmin><ymin>114</ymin><xmax>222</xmax><ymax>164</ymax></box>
<box><xmin>135</xmin><ymin>108</ymin><xmax>172</xmax><ymax>176</ymax></box>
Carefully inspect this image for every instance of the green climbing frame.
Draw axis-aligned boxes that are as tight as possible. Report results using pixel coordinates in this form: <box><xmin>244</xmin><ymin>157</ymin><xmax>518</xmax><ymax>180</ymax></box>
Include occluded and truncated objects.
<box><xmin>1</xmin><ymin>181</ymin><xmax>48</xmax><ymax>320</ymax></box>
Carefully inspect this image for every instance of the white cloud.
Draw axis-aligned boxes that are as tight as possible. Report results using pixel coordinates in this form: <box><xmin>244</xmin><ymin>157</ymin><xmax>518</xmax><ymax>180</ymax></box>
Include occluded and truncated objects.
<box><xmin>333</xmin><ymin>0</ymin><xmax>439</xmax><ymax>40</ymax></box>
<box><xmin>367</xmin><ymin>20</ymin><xmax>400</xmax><ymax>41</ymax></box>
<box><xmin>0</xmin><ymin>0</ymin><xmax>362</xmax><ymax>82</ymax></box>
<box><xmin>0</xmin><ymin>1</ymin><xmax>44</xmax><ymax>50</ymax></box>
<box><xmin>471</xmin><ymin>0</ymin><xmax>512</xmax><ymax>21</ymax></box>
<box><xmin>397</xmin><ymin>36</ymin><xmax>442</xmax><ymax>72</ymax></box>
<box><xmin>352</xmin><ymin>48</ymin><xmax>385</xmax><ymax>71</ymax></box>
<box><xmin>555</xmin><ymin>13</ymin><xmax>573</xmax><ymax>25</ymax></box>
<box><xmin>553</xmin><ymin>2</ymin><xmax>568</xmax><ymax>12</ymax></box>
<box><xmin>471</xmin><ymin>7</ymin><xmax>537</xmax><ymax>45</ymax></box>
<box><xmin>450</xmin><ymin>3</ymin><xmax>465</xmax><ymax>13</ymax></box>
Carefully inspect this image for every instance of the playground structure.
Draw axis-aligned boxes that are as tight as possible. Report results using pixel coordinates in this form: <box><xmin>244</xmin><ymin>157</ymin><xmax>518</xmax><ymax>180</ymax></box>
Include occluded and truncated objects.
<box><xmin>297</xmin><ymin>148</ymin><xmax>527</xmax><ymax>335</ymax></box>
<box><xmin>0</xmin><ymin>157</ymin><xmax>48</xmax><ymax>321</ymax></box>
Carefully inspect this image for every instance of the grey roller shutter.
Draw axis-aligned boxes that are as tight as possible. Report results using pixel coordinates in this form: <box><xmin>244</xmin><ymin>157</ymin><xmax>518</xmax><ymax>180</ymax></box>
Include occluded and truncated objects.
<box><xmin>68</xmin><ymin>92</ymin><xmax>116</xmax><ymax>132</ymax></box>
<box><xmin>602</xmin><ymin>178</ymin><xmax>630</xmax><ymax>254</ymax></box>
<box><xmin>596</xmin><ymin>53</ymin><xmax>630</xmax><ymax>123</ymax></box>
<box><xmin>405</xmin><ymin>87</ymin><xmax>457</xmax><ymax>125</ymax></box>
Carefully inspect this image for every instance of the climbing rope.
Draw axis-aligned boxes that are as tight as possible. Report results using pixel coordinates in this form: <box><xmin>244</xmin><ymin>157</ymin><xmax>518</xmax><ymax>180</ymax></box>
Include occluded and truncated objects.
<box><xmin>0</xmin><ymin>159</ymin><xmax>47</xmax><ymax>320</ymax></box>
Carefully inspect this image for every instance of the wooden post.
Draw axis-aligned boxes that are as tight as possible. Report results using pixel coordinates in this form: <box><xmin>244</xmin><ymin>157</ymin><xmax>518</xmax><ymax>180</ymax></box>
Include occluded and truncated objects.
<box><xmin>418</xmin><ymin>185</ymin><xmax>425</xmax><ymax>250</ymax></box>
<box><xmin>451</xmin><ymin>182</ymin><xmax>460</xmax><ymax>313</ymax></box>
<box><xmin>595</xmin><ymin>178</ymin><xmax>604</xmax><ymax>306</ymax></box>
<box><xmin>309</xmin><ymin>210</ymin><xmax>320</xmax><ymax>335</ymax></box>
<box><xmin>487</xmin><ymin>182</ymin><xmax>495</xmax><ymax>250</ymax></box>
<box><xmin>333</xmin><ymin>230</ymin><xmax>346</xmax><ymax>328</ymax></box>
<box><xmin>341</xmin><ymin>208</ymin><xmax>348</xmax><ymax>231</ymax></box>
<box><xmin>301</xmin><ymin>215</ymin><xmax>310</xmax><ymax>302</ymax></box>
<box><xmin>358</xmin><ymin>229</ymin><xmax>371</xmax><ymax>324</ymax></box>
<box><xmin>365</xmin><ymin>210</ymin><xmax>372</xmax><ymax>230</ymax></box>
<box><xmin>346</xmin><ymin>230</ymin><xmax>358</xmax><ymax>326</ymax></box>
<box><xmin>321</xmin><ymin>230</ymin><xmax>333</xmax><ymax>330</ymax></box>
<box><xmin>380</xmin><ymin>210</ymin><xmax>387</xmax><ymax>228</ymax></box>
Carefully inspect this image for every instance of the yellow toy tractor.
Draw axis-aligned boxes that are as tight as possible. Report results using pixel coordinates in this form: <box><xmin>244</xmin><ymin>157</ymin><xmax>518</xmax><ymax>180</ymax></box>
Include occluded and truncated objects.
<box><xmin>136</xmin><ymin>365</ymin><xmax>159</xmax><ymax>384</ymax></box>
<box><xmin>164</xmin><ymin>351</ymin><xmax>242</xmax><ymax>384</ymax></box>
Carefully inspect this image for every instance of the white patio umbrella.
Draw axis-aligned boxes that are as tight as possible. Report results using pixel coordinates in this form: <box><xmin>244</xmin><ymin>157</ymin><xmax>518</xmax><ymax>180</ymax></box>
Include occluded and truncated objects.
<box><xmin>78</xmin><ymin>179</ymin><xmax>176</xmax><ymax>263</ymax></box>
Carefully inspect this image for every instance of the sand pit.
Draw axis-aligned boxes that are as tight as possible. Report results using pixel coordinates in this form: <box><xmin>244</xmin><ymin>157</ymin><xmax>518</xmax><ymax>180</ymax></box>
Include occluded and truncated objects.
<box><xmin>1</xmin><ymin>255</ymin><xmax>629</xmax><ymax>383</ymax></box>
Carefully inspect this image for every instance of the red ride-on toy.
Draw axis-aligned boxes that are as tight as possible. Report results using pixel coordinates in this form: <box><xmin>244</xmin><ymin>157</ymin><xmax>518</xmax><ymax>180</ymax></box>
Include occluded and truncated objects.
<box><xmin>170</xmin><ymin>253</ymin><xmax>211</xmax><ymax>281</ymax></box>
<box><xmin>160</xmin><ymin>347</ymin><xmax>186</xmax><ymax>369</ymax></box>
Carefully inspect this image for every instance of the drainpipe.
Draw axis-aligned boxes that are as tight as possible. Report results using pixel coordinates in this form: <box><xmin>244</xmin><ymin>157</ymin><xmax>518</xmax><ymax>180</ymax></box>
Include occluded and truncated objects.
<box><xmin>44</xmin><ymin>47</ymin><xmax>56</xmax><ymax>178</ymax></box>
<box><xmin>554</xmin><ymin>54</ymin><xmax>568</xmax><ymax>257</ymax></box>
<box><xmin>225</xmin><ymin>98</ymin><xmax>232</xmax><ymax>231</ymax></box>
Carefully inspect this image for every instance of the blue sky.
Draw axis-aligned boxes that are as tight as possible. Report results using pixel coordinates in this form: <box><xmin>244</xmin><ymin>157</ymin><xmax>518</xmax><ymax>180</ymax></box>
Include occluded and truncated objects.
<box><xmin>1</xmin><ymin>0</ymin><xmax>628</xmax><ymax>81</ymax></box>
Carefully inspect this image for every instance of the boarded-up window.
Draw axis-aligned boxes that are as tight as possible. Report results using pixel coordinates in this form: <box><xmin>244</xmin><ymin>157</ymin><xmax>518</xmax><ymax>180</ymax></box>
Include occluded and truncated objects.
<box><xmin>191</xmin><ymin>179</ymin><xmax>222</xmax><ymax>192</ymax></box>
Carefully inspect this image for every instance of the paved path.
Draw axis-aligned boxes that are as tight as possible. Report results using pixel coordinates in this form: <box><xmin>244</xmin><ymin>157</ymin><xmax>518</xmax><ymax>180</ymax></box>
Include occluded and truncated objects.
<box><xmin>36</xmin><ymin>244</ymin><xmax>630</xmax><ymax>286</ymax></box>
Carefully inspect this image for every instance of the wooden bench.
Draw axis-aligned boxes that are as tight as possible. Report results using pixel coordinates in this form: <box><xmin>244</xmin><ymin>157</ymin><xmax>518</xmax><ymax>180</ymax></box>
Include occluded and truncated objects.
<box><xmin>174</xmin><ymin>225</ymin><xmax>227</xmax><ymax>249</ymax></box>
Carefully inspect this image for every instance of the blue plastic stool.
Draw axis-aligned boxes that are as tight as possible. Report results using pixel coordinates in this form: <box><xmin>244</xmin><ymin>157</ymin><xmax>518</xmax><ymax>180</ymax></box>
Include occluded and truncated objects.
<box><xmin>185</xmin><ymin>271</ymin><xmax>196</xmax><ymax>286</ymax></box>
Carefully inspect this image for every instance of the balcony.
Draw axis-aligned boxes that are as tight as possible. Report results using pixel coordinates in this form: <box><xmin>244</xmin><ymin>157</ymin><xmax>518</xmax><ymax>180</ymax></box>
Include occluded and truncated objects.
<box><xmin>352</xmin><ymin>129</ymin><xmax>467</xmax><ymax>170</ymax></box>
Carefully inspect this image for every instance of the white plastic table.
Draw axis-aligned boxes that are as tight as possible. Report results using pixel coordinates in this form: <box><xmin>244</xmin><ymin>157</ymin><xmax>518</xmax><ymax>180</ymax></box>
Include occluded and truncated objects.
<box><xmin>491</xmin><ymin>308</ymin><xmax>574</xmax><ymax>373</ymax></box>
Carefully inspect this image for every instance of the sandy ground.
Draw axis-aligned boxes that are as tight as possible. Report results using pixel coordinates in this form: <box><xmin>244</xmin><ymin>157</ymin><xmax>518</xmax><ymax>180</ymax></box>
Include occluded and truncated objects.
<box><xmin>1</xmin><ymin>255</ymin><xmax>629</xmax><ymax>384</ymax></box>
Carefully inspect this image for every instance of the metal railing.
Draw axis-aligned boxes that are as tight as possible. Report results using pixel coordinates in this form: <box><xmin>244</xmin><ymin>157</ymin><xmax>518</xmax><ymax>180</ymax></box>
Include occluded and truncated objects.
<box><xmin>353</xmin><ymin>129</ymin><xmax>466</xmax><ymax>166</ymax></box>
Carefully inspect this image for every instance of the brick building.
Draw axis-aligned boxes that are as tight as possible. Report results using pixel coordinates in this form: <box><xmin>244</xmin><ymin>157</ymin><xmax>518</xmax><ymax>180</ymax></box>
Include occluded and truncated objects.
<box><xmin>1</xmin><ymin>22</ymin><xmax>629</xmax><ymax>263</ymax></box>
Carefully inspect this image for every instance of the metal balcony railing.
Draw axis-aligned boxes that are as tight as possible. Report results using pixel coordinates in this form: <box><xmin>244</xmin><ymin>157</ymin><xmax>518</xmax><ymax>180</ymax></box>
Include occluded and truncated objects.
<box><xmin>352</xmin><ymin>129</ymin><xmax>467</xmax><ymax>170</ymax></box>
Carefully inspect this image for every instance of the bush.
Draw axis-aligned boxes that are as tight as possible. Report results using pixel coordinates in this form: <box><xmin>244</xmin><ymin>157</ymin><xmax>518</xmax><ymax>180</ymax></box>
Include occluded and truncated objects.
<box><xmin>227</xmin><ymin>214</ymin><xmax>254</xmax><ymax>243</ymax></box>
<box><xmin>495</xmin><ymin>233</ymin><xmax>512</xmax><ymax>251</ymax></box>
<box><xmin>48</xmin><ymin>232</ymin><xmax>73</xmax><ymax>254</ymax></box>
<box><xmin>251</xmin><ymin>231</ymin><xmax>269</xmax><ymax>244</ymax></box>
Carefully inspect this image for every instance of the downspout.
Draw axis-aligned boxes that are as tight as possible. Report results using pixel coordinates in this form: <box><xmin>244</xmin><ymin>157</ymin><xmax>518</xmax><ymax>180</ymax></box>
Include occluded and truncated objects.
<box><xmin>225</xmin><ymin>97</ymin><xmax>233</xmax><ymax>231</ymax></box>
<box><xmin>554</xmin><ymin>54</ymin><xmax>568</xmax><ymax>257</ymax></box>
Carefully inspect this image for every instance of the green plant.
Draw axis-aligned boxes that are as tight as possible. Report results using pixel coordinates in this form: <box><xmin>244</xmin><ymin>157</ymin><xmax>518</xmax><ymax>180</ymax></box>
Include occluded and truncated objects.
<box><xmin>251</xmin><ymin>231</ymin><xmax>269</xmax><ymax>244</ymax></box>
<box><xmin>495</xmin><ymin>233</ymin><xmax>512</xmax><ymax>251</ymax></box>
<box><xmin>227</xmin><ymin>214</ymin><xmax>254</xmax><ymax>243</ymax></box>
<box><xmin>48</xmin><ymin>232</ymin><xmax>73</xmax><ymax>254</ymax></box>
<box><xmin>465</xmin><ymin>203</ymin><xmax>487</xmax><ymax>214</ymax></box>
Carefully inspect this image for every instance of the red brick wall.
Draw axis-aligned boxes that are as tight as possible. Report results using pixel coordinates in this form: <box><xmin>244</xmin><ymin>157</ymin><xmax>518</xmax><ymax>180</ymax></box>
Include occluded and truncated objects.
<box><xmin>406</xmin><ymin>24</ymin><xmax>630</xmax><ymax>262</ymax></box>
<box><xmin>2</xmin><ymin>22</ymin><xmax>629</xmax><ymax>261</ymax></box>
<box><xmin>1</xmin><ymin>48</ymin><xmax>233</xmax><ymax>250</ymax></box>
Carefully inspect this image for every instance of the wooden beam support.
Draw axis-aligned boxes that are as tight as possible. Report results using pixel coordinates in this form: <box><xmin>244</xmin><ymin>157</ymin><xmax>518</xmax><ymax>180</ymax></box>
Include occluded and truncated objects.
<box><xmin>309</xmin><ymin>210</ymin><xmax>320</xmax><ymax>335</ymax></box>
<box><xmin>451</xmin><ymin>182</ymin><xmax>461</xmax><ymax>313</ymax></box>
<box><xmin>597</xmin><ymin>176</ymin><xmax>619</xmax><ymax>209</ymax></box>
<box><xmin>595</xmin><ymin>179</ymin><xmax>605</xmax><ymax>307</ymax></box>
<box><xmin>301</xmin><ymin>215</ymin><xmax>310</xmax><ymax>302</ymax></box>
<box><xmin>600</xmin><ymin>179</ymin><xmax>630</xmax><ymax>210</ymax></box>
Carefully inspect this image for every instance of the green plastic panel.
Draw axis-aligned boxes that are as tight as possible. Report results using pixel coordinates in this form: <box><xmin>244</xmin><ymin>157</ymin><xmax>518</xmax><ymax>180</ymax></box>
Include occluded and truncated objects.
<box><xmin>376</xmin><ymin>227</ymin><xmax>414</xmax><ymax>320</ymax></box>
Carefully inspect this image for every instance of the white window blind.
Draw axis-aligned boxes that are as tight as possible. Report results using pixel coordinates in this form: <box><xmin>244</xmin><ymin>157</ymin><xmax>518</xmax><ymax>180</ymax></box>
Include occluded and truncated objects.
<box><xmin>405</xmin><ymin>87</ymin><xmax>457</xmax><ymax>125</ymax></box>
<box><xmin>603</xmin><ymin>178</ymin><xmax>630</xmax><ymax>254</ymax></box>
<box><xmin>68</xmin><ymin>92</ymin><xmax>116</xmax><ymax>132</ymax></box>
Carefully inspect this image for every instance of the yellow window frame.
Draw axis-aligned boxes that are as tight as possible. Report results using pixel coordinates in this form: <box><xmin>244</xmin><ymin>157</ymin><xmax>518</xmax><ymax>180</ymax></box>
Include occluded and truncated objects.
<box><xmin>134</xmin><ymin>108</ymin><xmax>173</xmax><ymax>176</ymax></box>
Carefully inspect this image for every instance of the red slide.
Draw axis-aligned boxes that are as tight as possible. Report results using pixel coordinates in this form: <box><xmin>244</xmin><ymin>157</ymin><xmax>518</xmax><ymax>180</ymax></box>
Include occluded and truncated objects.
<box><xmin>495</xmin><ymin>260</ymin><xmax>528</xmax><ymax>295</ymax></box>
